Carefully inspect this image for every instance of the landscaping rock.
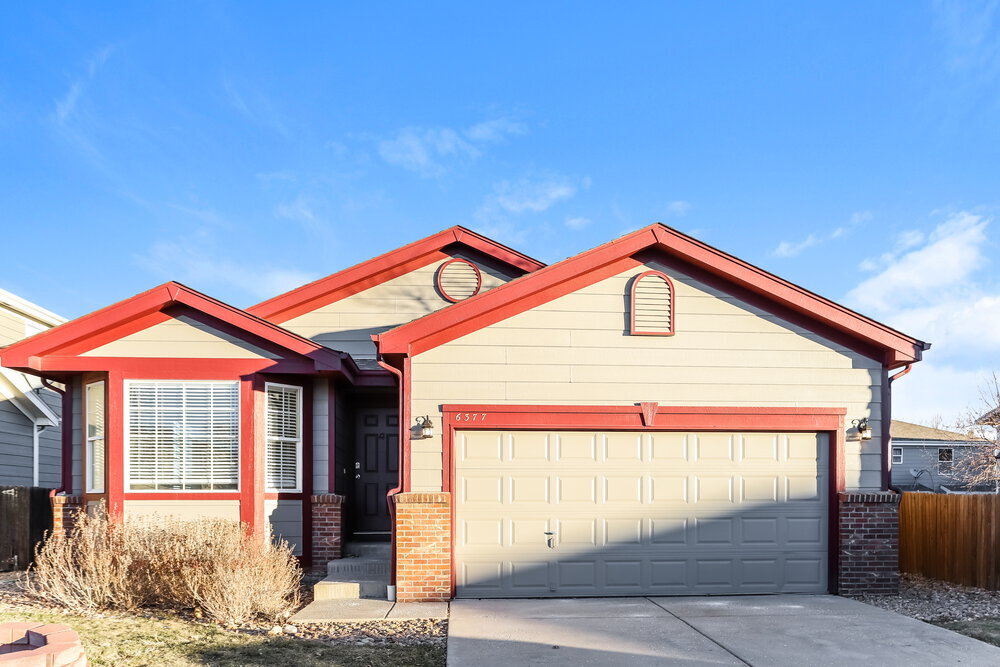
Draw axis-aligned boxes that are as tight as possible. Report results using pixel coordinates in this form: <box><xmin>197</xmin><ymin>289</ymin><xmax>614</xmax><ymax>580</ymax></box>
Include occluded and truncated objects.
<box><xmin>854</xmin><ymin>573</ymin><xmax>1000</xmax><ymax>622</ymax></box>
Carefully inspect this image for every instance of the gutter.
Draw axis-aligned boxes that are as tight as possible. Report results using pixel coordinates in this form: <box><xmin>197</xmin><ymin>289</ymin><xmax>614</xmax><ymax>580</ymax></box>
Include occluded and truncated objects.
<box><xmin>376</xmin><ymin>356</ymin><xmax>404</xmax><ymax>602</ymax></box>
<box><xmin>41</xmin><ymin>377</ymin><xmax>71</xmax><ymax>497</ymax></box>
<box><xmin>884</xmin><ymin>364</ymin><xmax>913</xmax><ymax>493</ymax></box>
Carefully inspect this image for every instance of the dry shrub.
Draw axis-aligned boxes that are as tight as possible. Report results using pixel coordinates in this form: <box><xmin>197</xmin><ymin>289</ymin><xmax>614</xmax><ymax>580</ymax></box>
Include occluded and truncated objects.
<box><xmin>29</xmin><ymin>506</ymin><xmax>301</xmax><ymax>624</ymax></box>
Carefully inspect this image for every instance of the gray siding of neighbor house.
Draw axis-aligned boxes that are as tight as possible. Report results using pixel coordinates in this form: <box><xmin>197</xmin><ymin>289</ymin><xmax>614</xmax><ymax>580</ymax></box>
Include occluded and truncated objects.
<box><xmin>0</xmin><ymin>384</ymin><xmax>62</xmax><ymax>488</ymax></box>
<box><xmin>890</xmin><ymin>441</ymin><xmax>982</xmax><ymax>490</ymax></box>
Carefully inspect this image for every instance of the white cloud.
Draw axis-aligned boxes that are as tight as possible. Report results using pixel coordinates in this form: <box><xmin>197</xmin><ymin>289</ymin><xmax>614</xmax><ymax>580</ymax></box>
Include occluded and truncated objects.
<box><xmin>53</xmin><ymin>45</ymin><xmax>113</xmax><ymax>125</ymax></box>
<box><xmin>273</xmin><ymin>196</ymin><xmax>329</xmax><ymax>235</ymax></box>
<box><xmin>135</xmin><ymin>236</ymin><xmax>314</xmax><ymax>301</ymax></box>
<box><xmin>376</xmin><ymin>117</ymin><xmax>526</xmax><ymax>177</ymax></box>
<box><xmin>843</xmin><ymin>211</ymin><xmax>999</xmax><ymax>425</ymax></box>
<box><xmin>492</xmin><ymin>177</ymin><xmax>577</xmax><ymax>214</ymax></box>
<box><xmin>564</xmin><ymin>216</ymin><xmax>591</xmax><ymax>230</ymax></box>
<box><xmin>771</xmin><ymin>210</ymin><xmax>872</xmax><ymax>258</ymax></box>
<box><xmin>664</xmin><ymin>201</ymin><xmax>692</xmax><ymax>218</ymax></box>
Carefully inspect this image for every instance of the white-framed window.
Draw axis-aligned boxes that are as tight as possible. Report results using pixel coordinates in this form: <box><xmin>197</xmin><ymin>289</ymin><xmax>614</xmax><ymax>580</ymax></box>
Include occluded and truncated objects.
<box><xmin>891</xmin><ymin>447</ymin><xmax>903</xmax><ymax>465</ymax></box>
<box><xmin>125</xmin><ymin>381</ymin><xmax>240</xmax><ymax>491</ymax></box>
<box><xmin>85</xmin><ymin>381</ymin><xmax>106</xmax><ymax>494</ymax></box>
<box><xmin>938</xmin><ymin>448</ymin><xmax>954</xmax><ymax>474</ymax></box>
<box><xmin>265</xmin><ymin>383</ymin><xmax>302</xmax><ymax>492</ymax></box>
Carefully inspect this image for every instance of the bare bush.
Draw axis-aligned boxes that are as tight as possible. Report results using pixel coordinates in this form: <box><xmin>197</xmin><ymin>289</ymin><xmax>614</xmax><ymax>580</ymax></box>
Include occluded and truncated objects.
<box><xmin>28</xmin><ymin>506</ymin><xmax>301</xmax><ymax>624</ymax></box>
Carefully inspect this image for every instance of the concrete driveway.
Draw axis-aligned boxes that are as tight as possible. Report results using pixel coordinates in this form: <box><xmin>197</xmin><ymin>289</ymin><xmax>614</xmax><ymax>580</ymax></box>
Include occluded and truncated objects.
<box><xmin>447</xmin><ymin>595</ymin><xmax>1000</xmax><ymax>666</ymax></box>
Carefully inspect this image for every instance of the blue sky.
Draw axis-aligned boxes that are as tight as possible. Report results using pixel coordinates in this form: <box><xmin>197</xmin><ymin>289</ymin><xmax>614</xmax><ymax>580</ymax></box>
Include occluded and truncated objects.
<box><xmin>1</xmin><ymin>2</ymin><xmax>999</xmax><ymax>426</ymax></box>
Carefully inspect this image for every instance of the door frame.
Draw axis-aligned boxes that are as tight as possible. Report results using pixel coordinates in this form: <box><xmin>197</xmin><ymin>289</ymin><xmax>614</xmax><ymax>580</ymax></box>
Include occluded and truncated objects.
<box><xmin>441</xmin><ymin>404</ymin><xmax>847</xmax><ymax>598</ymax></box>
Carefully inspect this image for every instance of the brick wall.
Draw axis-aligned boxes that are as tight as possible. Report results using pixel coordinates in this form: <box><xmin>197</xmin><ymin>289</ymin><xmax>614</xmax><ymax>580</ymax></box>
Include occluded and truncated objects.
<box><xmin>838</xmin><ymin>491</ymin><xmax>900</xmax><ymax>595</ymax></box>
<box><xmin>311</xmin><ymin>494</ymin><xmax>345</xmax><ymax>565</ymax></box>
<box><xmin>394</xmin><ymin>492</ymin><xmax>450</xmax><ymax>602</ymax></box>
<box><xmin>49</xmin><ymin>495</ymin><xmax>83</xmax><ymax>539</ymax></box>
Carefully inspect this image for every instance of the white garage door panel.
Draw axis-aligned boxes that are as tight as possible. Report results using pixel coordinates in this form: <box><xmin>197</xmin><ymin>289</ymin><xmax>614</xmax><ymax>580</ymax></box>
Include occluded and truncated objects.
<box><xmin>455</xmin><ymin>430</ymin><xmax>828</xmax><ymax>598</ymax></box>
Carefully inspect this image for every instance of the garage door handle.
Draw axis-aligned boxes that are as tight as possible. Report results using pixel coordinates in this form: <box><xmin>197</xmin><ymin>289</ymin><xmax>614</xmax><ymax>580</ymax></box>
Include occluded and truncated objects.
<box><xmin>544</xmin><ymin>531</ymin><xmax>556</xmax><ymax>548</ymax></box>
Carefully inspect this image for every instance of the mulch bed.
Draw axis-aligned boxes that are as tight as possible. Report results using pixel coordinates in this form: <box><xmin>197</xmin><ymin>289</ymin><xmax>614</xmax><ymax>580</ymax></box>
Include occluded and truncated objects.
<box><xmin>0</xmin><ymin>571</ymin><xmax>447</xmax><ymax>648</ymax></box>
<box><xmin>853</xmin><ymin>573</ymin><xmax>1000</xmax><ymax>622</ymax></box>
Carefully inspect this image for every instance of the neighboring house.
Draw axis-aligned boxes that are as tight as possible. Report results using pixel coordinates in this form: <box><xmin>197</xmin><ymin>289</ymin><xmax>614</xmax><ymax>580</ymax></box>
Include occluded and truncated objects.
<box><xmin>0</xmin><ymin>288</ymin><xmax>65</xmax><ymax>487</ymax></box>
<box><xmin>889</xmin><ymin>420</ymin><xmax>989</xmax><ymax>492</ymax></box>
<box><xmin>0</xmin><ymin>224</ymin><xmax>929</xmax><ymax>601</ymax></box>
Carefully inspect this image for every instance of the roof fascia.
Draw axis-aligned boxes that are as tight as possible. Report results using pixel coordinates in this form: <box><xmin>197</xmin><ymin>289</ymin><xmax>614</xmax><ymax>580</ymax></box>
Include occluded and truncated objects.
<box><xmin>0</xmin><ymin>287</ymin><xmax>66</xmax><ymax>328</ymax></box>
<box><xmin>375</xmin><ymin>224</ymin><xmax>927</xmax><ymax>365</ymax></box>
<box><xmin>246</xmin><ymin>226</ymin><xmax>545</xmax><ymax>323</ymax></box>
<box><xmin>0</xmin><ymin>368</ymin><xmax>59</xmax><ymax>425</ymax></box>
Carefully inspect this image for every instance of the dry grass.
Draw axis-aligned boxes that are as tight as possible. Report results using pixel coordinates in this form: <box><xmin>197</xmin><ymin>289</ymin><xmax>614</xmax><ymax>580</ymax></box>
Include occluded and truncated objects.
<box><xmin>28</xmin><ymin>509</ymin><xmax>300</xmax><ymax>624</ymax></box>
<box><xmin>0</xmin><ymin>609</ymin><xmax>444</xmax><ymax>667</ymax></box>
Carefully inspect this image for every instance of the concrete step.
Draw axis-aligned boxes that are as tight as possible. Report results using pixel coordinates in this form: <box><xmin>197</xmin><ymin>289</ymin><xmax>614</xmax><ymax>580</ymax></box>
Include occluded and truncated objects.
<box><xmin>313</xmin><ymin>575</ymin><xmax>389</xmax><ymax>601</ymax></box>
<box><xmin>344</xmin><ymin>542</ymin><xmax>391</xmax><ymax>558</ymax></box>
<box><xmin>326</xmin><ymin>556</ymin><xmax>390</xmax><ymax>578</ymax></box>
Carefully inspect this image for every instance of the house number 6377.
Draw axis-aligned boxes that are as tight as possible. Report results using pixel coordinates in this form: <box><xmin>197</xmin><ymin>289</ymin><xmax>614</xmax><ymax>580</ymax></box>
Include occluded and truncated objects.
<box><xmin>455</xmin><ymin>413</ymin><xmax>487</xmax><ymax>422</ymax></box>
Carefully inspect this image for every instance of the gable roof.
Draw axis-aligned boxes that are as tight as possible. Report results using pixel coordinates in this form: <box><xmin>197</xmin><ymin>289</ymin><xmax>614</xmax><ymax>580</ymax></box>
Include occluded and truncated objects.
<box><xmin>0</xmin><ymin>287</ymin><xmax>66</xmax><ymax>329</ymax></box>
<box><xmin>247</xmin><ymin>225</ymin><xmax>545</xmax><ymax>323</ymax></box>
<box><xmin>375</xmin><ymin>223</ymin><xmax>930</xmax><ymax>367</ymax></box>
<box><xmin>0</xmin><ymin>282</ymin><xmax>350</xmax><ymax>377</ymax></box>
<box><xmin>891</xmin><ymin>420</ymin><xmax>985</xmax><ymax>442</ymax></box>
<box><xmin>977</xmin><ymin>406</ymin><xmax>1000</xmax><ymax>426</ymax></box>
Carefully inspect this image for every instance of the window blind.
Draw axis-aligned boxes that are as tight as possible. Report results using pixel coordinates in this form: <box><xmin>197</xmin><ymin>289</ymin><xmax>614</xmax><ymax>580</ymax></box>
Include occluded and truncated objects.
<box><xmin>126</xmin><ymin>381</ymin><xmax>239</xmax><ymax>491</ymax></box>
<box><xmin>265</xmin><ymin>383</ymin><xmax>301</xmax><ymax>491</ymax></box>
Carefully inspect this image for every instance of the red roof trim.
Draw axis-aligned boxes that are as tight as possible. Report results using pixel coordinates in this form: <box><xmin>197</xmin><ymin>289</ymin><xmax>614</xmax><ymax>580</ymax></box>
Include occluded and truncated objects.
<box><xmin>375</xmin><ymin>224</ymin><xmax>928</xmax><ymax>366</ymax></box>
<box><xmin>0</xmin><ymin>282</ymin><xmax>349</xmax><ymax>377</ymax></box>
<box><xmin>246</xmin><ymin>226</ymin><xmax>544</xmax><ymax>323</ymax></box>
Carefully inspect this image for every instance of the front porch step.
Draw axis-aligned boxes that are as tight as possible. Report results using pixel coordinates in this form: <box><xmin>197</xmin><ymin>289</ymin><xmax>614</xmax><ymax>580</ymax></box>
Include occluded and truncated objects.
<box><xmin>313</xmin><ymin>574</ymin><xmax>389</xmax><ymax>601</ymax></box>
<box><xmin>327</xmin><ymin>556</ymin><xmax>390</xmax><ymax>578</ymax></box>
<box><xmin>344</xmin><ymin>542</ymin><xmax>391</xmax><ymax>558</ymax></box>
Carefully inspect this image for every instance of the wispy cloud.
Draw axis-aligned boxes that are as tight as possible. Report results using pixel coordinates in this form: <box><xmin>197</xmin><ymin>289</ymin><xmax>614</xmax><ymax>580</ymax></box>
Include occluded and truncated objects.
<box><xmin>564</xmin><ymin>216</ymin><xmax>591</xmax><ymax>230</ymax></box>
<box><xmin>53</xmin><ymin>45</ymin><xmax>113</xmax><ymax>126</ymax></box>
<box><xmin>934</xmin><ymin>0</ymin><xmax>1000</xmax><ymax>76</ymax></box>
<box><xmin>273</xmin><ymin>196</ymin><xmax>328</xmax><ymax>235</ymax></box>
<box><xmin>771</xmin><ymin>210</ymin><xmax>871</xmax><ymax>258</ymax></box>
<box><xmin>470</xmin><ymin>173</ymin><xmax>586</xmax><ymax>246</ymax></box>
<box><xmin>134</xmin><ymin>230</ymin><xmax>314</xmax><ymax>301</ymax></box>
<box><xmin>664</xmin><ymin>200</ymin><xmax>692</xmax><ymax>218</ymax></box>
<box><xmin>221</xmin><ymin>75</ymin><xmax>290</xmax><ymax>137</ymax></box>
<box><xmin>376</xmin><ymin>116</ymin><xmax>526</xmax><ymax>177</ymax></box>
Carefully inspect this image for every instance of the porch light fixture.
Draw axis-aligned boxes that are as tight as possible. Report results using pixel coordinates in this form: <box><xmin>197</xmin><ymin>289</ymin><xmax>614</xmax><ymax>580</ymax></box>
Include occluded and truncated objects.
<box><xmin>417</xmin><ymin>416</ymin><xmax>435</xmax><ymax>439</ymax></box>
<box><xmin>852</xmin><ymin>417</ymin><xmax>873</xmax><ymax>440</ymax></box>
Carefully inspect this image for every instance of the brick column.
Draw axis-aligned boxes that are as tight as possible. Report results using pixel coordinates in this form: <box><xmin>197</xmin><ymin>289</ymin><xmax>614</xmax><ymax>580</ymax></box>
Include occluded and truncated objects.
<box><xmin>838</xmin><ymin>491</ymin><xmax>900</xmax><ymax>595</ymax></box>
<box><xmin>394</xmin><ymin>492</ymin><xmax>451</xmax><ymax>602</ymax></box>
<box><xmin>50</xmin><ymin>495</ymin><xmax>84</xmax><ymax>539</ymax></box>
<box><xmin>311</xmin><ymin>494</ymin><xmax>345</xmax><ymax>564</ymax></box>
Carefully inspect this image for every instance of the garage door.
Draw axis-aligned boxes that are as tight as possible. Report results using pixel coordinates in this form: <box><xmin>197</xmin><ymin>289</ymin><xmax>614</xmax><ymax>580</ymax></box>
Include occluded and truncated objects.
<box><xmin>454</xmin><ymin>430</ymin><xmax>828</xmax><ymax>598</ymax></box>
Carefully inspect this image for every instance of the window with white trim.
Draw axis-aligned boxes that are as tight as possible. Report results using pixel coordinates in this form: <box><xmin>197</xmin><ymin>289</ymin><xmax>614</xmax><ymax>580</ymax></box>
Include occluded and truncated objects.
<box><xmin>85</xmin><ymin>381</ymin><xmax>106</xmax><ymax>494</ymax></box>
<box><xmin>265</xmin><ymin>383</ymin><xmax>302</xmax><ymax>492</ymax></box>
<box><xmin>126</xmin><ymin>381</ymin><xmax>239</xmax><ymax>491</ymax></box>
<box><xmin>891</xmin><ymin>447</ymin><xmax>903</xmax><ymax>465</ymax></box>
<box><xmin>938</xmin><ymin>448</ymin><xmax>954</xmax><ymax>475</ymax></box>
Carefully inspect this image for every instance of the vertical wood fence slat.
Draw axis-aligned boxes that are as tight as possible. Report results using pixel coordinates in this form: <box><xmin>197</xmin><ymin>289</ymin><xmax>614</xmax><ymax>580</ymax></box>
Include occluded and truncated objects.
<box><xmin>900</xmin><ymin>492</ymin><xmax>1000</xmax><ymax>590</ymax></box>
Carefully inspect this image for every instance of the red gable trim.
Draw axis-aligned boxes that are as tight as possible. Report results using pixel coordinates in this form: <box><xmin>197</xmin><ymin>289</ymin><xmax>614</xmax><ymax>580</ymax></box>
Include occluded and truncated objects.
<box><xmin>0</xmin><ymin>282</ymin><xmax>349</xmax><ymax>377</ymax></box>
<box><xmin>375</xmin><ymin>224</ymin><xmax>929</xmax><ymax>367</ymax></box>
<box><xmin>246</xmin><ymin>226</ymin><xmax>545</xmax><ymax>323</ymax></box>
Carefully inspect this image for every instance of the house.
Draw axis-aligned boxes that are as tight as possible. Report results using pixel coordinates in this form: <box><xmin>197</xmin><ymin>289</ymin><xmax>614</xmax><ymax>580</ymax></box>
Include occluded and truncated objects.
<box><xmin>0</xmin><ymin>224</ymin><xmax>929</xmax><ymax>601</ymax></box>
<box><xmin>0</xmin><ymin>288</ymin><xmax>65</xmax><ymax>487</ymax></box>
<box><xmin>890</xmin><ymin>420</ymin><xmax>990</xmax><ymax>493</ymax></box>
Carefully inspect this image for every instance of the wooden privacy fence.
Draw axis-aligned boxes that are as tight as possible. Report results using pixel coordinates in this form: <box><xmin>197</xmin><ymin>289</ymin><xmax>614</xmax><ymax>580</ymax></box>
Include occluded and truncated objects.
<box><xmin>899</xmin><ymin>491</ymin><xmax>1000</xmax><ymax>590</ymax></box>
<box><xmin>0</xmin><ymin>486</ymin><xmax>53</xmax><ymax>571</ymax></box>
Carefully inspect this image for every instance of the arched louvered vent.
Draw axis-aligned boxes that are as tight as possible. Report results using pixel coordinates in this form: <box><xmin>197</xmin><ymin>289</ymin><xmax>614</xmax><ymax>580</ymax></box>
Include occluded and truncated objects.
<box><xmin>437</xmin><ymin>258</ymin><xmax>482</xmax><ymax>302</ymax></box>
<box><xmin>630</xmin><ymin>270</ymin><xmax>675</xmax><ymax>335</ymax></box>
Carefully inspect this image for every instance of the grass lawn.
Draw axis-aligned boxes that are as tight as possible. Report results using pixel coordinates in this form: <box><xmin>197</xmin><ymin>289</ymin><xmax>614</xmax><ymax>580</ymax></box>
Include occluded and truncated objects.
<box><xmin>0</xmin><ymin>610</ymin><xmax>444</xmax><ymax>667</ymax></box>
<box><xmin>937</xmin><ymin>618</ymin><xmax>1000</xmax><ymax>648</ymax></box>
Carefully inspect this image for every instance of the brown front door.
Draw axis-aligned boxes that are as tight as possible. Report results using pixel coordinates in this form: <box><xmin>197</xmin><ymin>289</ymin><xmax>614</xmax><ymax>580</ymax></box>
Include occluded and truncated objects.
<box><xmin>351</xmin><ymin>409</ymin><xmax>399</xmax><ymax>537</ymax></box>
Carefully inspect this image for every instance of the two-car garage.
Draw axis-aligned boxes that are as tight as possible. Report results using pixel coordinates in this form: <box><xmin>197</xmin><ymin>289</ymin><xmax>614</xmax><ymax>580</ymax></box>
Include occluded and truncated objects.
<box><xmin>453</xmin><ymin>428</ymin><xmax>830</xmax><ymax>598</ymax></box>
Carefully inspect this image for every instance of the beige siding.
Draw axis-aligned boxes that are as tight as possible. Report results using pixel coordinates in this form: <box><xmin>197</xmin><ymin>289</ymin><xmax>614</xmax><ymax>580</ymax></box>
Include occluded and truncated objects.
<box><xmin>410</xmin><ymin>259</ymin><xmax>884</xmax><ymax>493</ymax></box>
<box><xmin>312</xmin><ymin>379</ymin><xmax>330</xmax><ymax>494</ymax></box>
<box><xmin>282</xmin><ymin>253</ymin><xmax>519</xmax><ymax>358</ymax></box>
<box><xmin>265</xmin><ymin>499</ymin><xmax>303</xmax><ymax>555</ymax></box>
<box><xmin>0</xmin><ymin>305</ymin><xmax>25</xmax><ymax>346</ymax></box>
<box><xmin>81</xmin><ymin>315</ymin><xmax>279</xmax><ymax>359</ymax></box>
<box><xmin>123</xmin><ymin>499</ymin><xmax>240</xmax><ymax>522</ymax></box>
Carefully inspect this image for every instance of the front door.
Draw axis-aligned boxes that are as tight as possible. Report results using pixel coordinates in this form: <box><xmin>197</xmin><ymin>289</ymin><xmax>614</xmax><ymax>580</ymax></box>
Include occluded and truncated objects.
<box><xmin>351</xmin><ymin>409</ymin><xmax>399</xmax><ymax>538</ymax></box>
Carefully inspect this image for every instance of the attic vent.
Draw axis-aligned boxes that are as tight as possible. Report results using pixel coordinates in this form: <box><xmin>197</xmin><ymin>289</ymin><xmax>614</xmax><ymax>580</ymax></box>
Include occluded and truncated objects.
<box><xmin>437</xmin><ymin>258</ymin><xmax>482</xmax><ymax>302</ymax></box>
<box><xmin>630</xmin><ymin>270</ymin><xmax>675</xmax><ymax>336</ymax></box>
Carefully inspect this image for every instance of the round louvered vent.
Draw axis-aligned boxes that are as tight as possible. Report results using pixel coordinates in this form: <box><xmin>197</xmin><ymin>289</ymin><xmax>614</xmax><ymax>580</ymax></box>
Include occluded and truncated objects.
<box><xmin>437</xmin><ymin>258</ymin><xmax>482</xmax><ymax>302</ymax></box>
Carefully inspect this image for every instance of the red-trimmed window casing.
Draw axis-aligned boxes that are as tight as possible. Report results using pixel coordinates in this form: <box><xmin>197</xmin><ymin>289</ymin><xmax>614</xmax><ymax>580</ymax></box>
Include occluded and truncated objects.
<box><xmin>629</xmin><ymin>270</ymin><xmax>675</xmax><ymax>336</ymax></box>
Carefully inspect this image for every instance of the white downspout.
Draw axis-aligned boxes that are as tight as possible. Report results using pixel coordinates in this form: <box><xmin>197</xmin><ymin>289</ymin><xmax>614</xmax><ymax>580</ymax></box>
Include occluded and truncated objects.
<box><xmin>33</xmin><ymin>422</ymin><xmax>50</xmax><ymax>487</ymax></box>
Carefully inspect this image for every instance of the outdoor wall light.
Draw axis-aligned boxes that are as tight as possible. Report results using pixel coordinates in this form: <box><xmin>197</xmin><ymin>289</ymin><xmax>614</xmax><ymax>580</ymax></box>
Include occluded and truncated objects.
<box><xmin>417</xmin><ymin>415</ymin><xmax>435</xmax><ymax>439</ymax></box>
<box><xmin>852</xmin><ymin>417</ymin><xmax>873</xmax><ymax>440</ymax></box>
